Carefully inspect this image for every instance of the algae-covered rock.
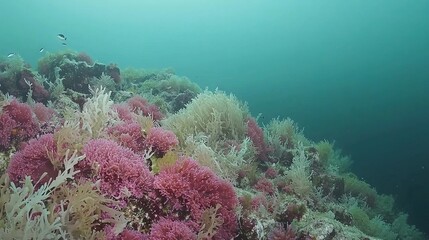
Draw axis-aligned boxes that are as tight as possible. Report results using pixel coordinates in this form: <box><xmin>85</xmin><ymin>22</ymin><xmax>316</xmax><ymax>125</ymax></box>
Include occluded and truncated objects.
<box><xmin>38</xmin><ymin>51</ymin><xmax>121</xmax><ymax>94</ymax></box>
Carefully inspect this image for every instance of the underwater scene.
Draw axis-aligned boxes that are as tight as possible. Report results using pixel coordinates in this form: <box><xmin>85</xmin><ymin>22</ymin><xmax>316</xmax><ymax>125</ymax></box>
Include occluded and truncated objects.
<box><xmin>1</xmin><ymin>1</ymin><xmax>428</xmax><ymax>240</ymax></box>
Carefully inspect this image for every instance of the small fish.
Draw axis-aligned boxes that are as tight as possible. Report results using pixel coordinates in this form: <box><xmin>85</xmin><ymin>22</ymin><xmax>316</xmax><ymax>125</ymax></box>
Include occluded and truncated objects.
<box><xmin>57</xmin><ymin>34</ymin><xmax>67</xmax><ymax>41</ymax></box>
<box><xmin>7</xmin><ymin>53</ymin><xmax>15</xmax><ymax>58</ymax></box>
<box><xmin>39</xmin><ymin>48</ymin><xmax>44</xmax><ymax>53</ymax></box>
<box><xmin>62</xmin><ymin>42</ymin><xmax>67</xmax><ymax>46</ymax></box>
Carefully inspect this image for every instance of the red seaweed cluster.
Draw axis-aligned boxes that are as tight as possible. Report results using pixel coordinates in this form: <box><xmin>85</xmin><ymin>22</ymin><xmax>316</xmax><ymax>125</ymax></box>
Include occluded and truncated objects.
<box><xmin>0</xmin><ymin>100</ymin><xmax>54</xmax><ymax>150</ymax></box>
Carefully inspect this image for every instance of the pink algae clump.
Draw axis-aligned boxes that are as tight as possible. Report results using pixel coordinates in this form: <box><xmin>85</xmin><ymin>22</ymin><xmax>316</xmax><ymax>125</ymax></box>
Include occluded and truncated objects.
<box><xmin>7</xmin><ymin>134</ymin><xmax>58</xmax><ymax>187</ymax></box>
<box><xmin>113</xmin><ymin>103</ymin><xmax>135</xmax><ymax>122</ymax></box>
<box><xmin>150</xmin><ymin>218</ymin><xmax>197</xmax><ymax>240</ymax></box>
<box><xmin>81</xmin><ymin>139</ymin><xmax>153</xmax><ymax>199</ymax></box>
<box><xmin>0</xmin><ymin>100</ymin><xmax>40</xmax><ymax>149</ymax></box>
<box><xmin>32</xmin><ymin>102</ymin><xmax>55</xmax><ymax>123</ymax></box>
<box><xmin>144</xmin><ymin>127</ymin><xmax>178</xmax><ymax>156</ymax></box>
<box><xmin>110</xmin><ymin>229</ymin><xmax>149</xmax><ymax>240</ymax></box>
<box><xmin>265</xmin><ymin>167</ymin><xmax>278</xmax><ymax>179</ymax></box>
<box><xmin>108</xmin><ymin>123</ymin><xmax>178</xmax><ymax>156</ymax></box>
<box><xmin>107</xmin><ymin>121</ymin><xmax>146</xmax><ymax>153</ymax></box>
<box><xmin>154</xmin><ymin>158</ymin><xmax>238</xmax><ymax>239</ymax></box>
<box><xmin>127</xmin><ymin>96</ymin><xmax>164</xmax><ymax>121</ymax></box>
<box><xmin>0</xmin><ymin>113</ymin><xmax>16</xmax><ymax>149</ymax></box>
<box><xmin>246</xmin><ymin>117</ymin><xmax>271</xmax><ymax>162</ymax></box>
<box><xmin>254</xmin><ymin>177</ymin><xmax>275</xmax><ymax>195</ymax></box>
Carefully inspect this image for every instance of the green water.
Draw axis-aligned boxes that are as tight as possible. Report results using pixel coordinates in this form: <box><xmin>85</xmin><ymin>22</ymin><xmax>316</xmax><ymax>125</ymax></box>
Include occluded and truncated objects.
<box><xmin>2</xmin><ymin>0</ymin><xmax>429</xmax><ymax>234</ymax></box>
